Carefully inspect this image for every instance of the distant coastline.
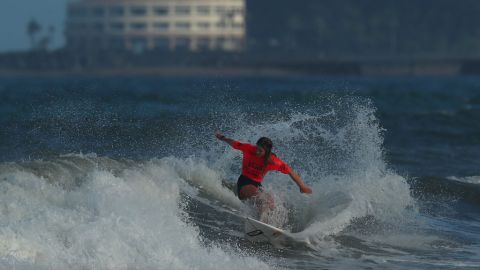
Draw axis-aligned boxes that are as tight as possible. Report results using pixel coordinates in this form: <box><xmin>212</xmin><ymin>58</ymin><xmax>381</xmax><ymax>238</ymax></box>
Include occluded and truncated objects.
<box><xmin>0</xmin><ymin>50</ymin><xmax>477</xmax><ymax>77</ymax></box>
<box><xmin>0</xmin><ymin>63</ymin><xmax>467</xmax><ymax>78</ymax></box>
<box><xmin>0</xmin><ymin>66</ymin><xmax>300</xmax><ymax>78</ymax></box>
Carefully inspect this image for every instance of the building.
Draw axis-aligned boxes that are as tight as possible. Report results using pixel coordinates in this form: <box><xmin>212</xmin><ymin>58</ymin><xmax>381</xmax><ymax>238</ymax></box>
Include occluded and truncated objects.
<box><xmin>65</xmin><ymin>0</ymin><xmax>245</xmax><ymax>53</ymax></box>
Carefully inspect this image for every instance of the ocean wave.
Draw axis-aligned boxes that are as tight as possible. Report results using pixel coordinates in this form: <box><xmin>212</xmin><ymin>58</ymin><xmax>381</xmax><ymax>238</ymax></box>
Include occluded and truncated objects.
<box><xmin>410</xmin><ymin>176</ymin><xmax>480</xmax><ymax>206</ymax></box>
<box><xmin>0</xmin><ymin>94</ymin><xmax>422</xmax><ymax>267</ymax></box>
<box><xmin>0</xmin><ymin>155</ymin><xmax>270</xmax><ymax>270</ymax></box>
<box><xmin>447</xmin><ymin>175</ymin><xmax>480</xmax><ymax>185</ymax></box>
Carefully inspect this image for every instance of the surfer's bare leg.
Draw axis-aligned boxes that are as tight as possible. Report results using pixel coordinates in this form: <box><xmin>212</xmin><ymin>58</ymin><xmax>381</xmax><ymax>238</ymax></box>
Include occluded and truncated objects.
<box><xmin>239</xmin><ymin>186</ymin><xmax>273</xmax><ymax>206</ymax></box>
<box><xmin>259</xmin><ymin>192</ymin><xmax>274</xmax><ymax>210</ymax></box>
<box><xmin>257</xmin><ymin>192</ymin><xmax>275</xmax><ymax>222</ymax></box>
<box><xmin>240</xmin><ymin>185</ymin><xmax>275</xmax><ymax>221</ymax></box>
<box><xmin>238</xmin><ymin>185</ymin><xmax>260</xmax><ymax>200</ymax></box>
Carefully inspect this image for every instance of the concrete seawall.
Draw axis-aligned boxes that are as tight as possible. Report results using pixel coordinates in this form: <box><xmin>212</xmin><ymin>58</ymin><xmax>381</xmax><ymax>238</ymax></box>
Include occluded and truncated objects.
<box><xmin>0</xmin><ymin>51</ymin><xmax>474</xmax><ymax>77</ymax></box>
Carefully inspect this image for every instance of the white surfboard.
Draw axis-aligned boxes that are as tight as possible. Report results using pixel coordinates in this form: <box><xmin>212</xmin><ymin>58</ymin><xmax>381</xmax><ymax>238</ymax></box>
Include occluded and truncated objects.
<box><xmin>244</xmin><ymin>217</ymin><xmax>296</xmax><ymax>247</ymax></box>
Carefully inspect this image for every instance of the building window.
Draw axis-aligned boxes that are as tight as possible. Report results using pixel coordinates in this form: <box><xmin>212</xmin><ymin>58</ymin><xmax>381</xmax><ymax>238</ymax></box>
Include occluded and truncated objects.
<box><xmin>231</xmin><ymin>37</ymin><xmax>243</xmax><ymax>47</ymax></box>
<box><xmin>219</xmin><ymin>37</ymin><xmax>237</xmax><ymax>50</ymax></box>
<box><xmin>131</xmin><ymin>23</ymin><xmax>147</xmax><ymax>31</ymax></box>
<box><xmin>110</xmin><ymin>6</ymin><xmax>125</xmax><ymax>17</ymax></box>
<box><xmin>175</xmin><ymin>22</ymin><xmax>191</xmax><ymax>30</ymax></box>
<box><xmin>131</xmin><ymin>6</ymin><xmax>147</xmax><ymax>16</ymax></box>
<box><xmin>154</xmin><ymin>7</ymin><xmax>169</xmax><ymax>16</ymax></box>
<box><xmin>66</xmin><ymin>23</ymin><xmax>74</xmax><ymax>31</ymax></box>
<box><xmin>90</xmin><ymin>37</ymin><xmax>104</xmax><ymax>49</ymax></box>
<box><xmin>67</xmin><ymin>22</ymin><xmax>80</xmax><ymax>31</ymax></box>
<box><xmin>216</xmin><ymin>6</ymin><xmax>226</xmax><ymax>14</ymax></box>
<box><xmin>109</xmin><ymin>37</ymin><xmax>125</xmax><ymax>50</ymax></box>
<box><xmin>197</xmin><ymin>22</ymin><xmax>210</xmax><ymax>30</ymax></box>
<box><xmin>77</xmin><ymin>23</ymin><xmax>87</xmax><ymax>30</ymax></box>
<box><xmin>175</xmin><ymin>37</ymin><xmax>190</xmax><ymax>50</ymax></box>
<box><xmin>92</xmin><ymin>7</ymin><xmax>105</xmax><ymax>17</ymax></box>
<box><xmin>75</xmin><ymin>38</ymin><xmax>87</xmax><ymax>49</ymax></box>
<box><xmin>175</xmin><ymin>6</ymin><xmax>190</xmax><ymax>15</ymax></box>
<box><xmin>153</xmin><ymin>22</ymin><xmax>169</xmax><ymax>31</ymax></box>
<box><xmin>216</xmin><ymin>22</ymin><xmax>227</xmax><ymax>28</ymax></box>
<box><xmin>233</xmin><ymin>23</ymin><xmax>243</xmax><ymax>28</ymax></box>
<box><xmin>216</xmin><ymin>37</ymin><xmax>227</xmax><ymax>48</ymax></box>
<box><xmin>154</xmin><ymin>37</ymin><xmax>170</xmax><ymax>50</ymax></box>
<box><xmin>196</xmin><ymin>6</ymin><xmax>210</xmax><ymax>15</ymax></box>
<box><xmin>66</xmin><ymin>37</ymin><xmax>75</xmax><ymax>47</ymax></box>
<box><xmin>110</xmin><ymin>22</ymin><xmax>125</xmax><ymax>31</ymax></box>
<box><xmin>233</xmin><ymin>7</ymin><xmax>244</xmax><ymax>14</ymax></box>
<box><xmin>92</xmin><ymin>22</ymin><xmax>104</xmax><ymax>32</ymax></box>
<box><xmin>197</xmin><ymin>38</ymin><xmax>210</xmax><ymax>50</ymax></box>
<box><xmin>68</xmin><ymin>23</ymin><xmax>88</xmax><ymax>31</ymax></box>
<box><xmin>69</xmin><ymin>7</ymin><xmax>87</xmax><ymax>17</ymax></box>
<box><xmin>131</xmin><ymin>38</ymin><xmax>148</xmax><ymax>54</ymax></box>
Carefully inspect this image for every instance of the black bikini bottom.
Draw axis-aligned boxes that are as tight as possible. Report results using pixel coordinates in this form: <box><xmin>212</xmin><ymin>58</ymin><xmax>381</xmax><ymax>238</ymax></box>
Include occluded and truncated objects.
<box><xmin>236</xmin><ymin>175</ymin><xmax>262</xmax><ymax>198</ymax></box>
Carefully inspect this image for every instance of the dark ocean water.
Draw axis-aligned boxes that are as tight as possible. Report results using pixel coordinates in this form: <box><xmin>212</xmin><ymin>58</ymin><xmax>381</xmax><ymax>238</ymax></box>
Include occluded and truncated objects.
<box><xmin>0</xmin><ymin>75</ymin><xmax>479</xmax><ymax>269</ymax></box>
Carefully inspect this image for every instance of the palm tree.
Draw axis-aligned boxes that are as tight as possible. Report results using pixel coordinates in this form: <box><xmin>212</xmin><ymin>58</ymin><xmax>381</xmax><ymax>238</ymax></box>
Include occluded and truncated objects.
<box><xmin>27</xmin><ymin>19</ymin><xmax>41</xmax><ymax>50</ymax></box>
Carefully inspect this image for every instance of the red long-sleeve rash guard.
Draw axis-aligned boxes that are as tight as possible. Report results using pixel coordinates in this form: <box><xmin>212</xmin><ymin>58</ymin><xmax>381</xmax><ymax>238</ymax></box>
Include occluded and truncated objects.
<box><xmin>231</xmin><ymin>140</ymin><xmax>292</xmax><ymax>183</ymax></box>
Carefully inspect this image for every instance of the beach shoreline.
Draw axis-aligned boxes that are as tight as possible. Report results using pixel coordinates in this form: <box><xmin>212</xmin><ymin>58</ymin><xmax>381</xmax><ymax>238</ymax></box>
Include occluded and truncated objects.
<box><xmin>0</xmin><ymin>66</ymin><xmax>345</xmax><ymax>78</ymax></box>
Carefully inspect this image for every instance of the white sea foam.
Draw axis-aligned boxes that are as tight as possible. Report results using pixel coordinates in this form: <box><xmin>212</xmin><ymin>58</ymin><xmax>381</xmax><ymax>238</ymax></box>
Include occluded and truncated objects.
<box><xmin>0</xmin><ymin>158</ymin><xmax>271</xmax><ymax>270</ymax></box>
<box><xmin>447</xmin><ymin>175</ymin><xmax>480</xmax><ymax>185</ymax></box>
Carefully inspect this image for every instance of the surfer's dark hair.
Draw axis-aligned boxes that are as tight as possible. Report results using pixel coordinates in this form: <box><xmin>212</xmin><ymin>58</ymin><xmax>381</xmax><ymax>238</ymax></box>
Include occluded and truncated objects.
<box><xmin>256</xmin><ymin>137</ymin><xmax>273</xmax><ymax>167</ymax></box>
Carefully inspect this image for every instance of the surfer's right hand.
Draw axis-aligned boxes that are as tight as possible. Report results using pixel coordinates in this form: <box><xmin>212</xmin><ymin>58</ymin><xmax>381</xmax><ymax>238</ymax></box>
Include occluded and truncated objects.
<box><xmin>300</xmin><ymin>185</ymin><xmax>313</xmax><ymax>194</ymax></box>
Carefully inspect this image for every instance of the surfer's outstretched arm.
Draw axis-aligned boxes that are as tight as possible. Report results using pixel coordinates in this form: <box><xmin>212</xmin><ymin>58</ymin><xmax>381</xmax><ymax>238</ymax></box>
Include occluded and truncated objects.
<box><xmin>215</xmin><ymin>132</ymin><xmax>235</xmax><ymax>146</ymax></box>
<box><xmin>288</xmin><ymin>170</ymin><xmax>313</xmax><ymax>194</ymax></box>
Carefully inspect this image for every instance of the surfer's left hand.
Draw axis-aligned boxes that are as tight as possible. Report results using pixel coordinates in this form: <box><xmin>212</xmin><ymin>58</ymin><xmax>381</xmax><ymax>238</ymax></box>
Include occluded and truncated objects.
<box><xmin>215</xmin><ymin>132</ymin><xmax>225</xmax><ymax>140</ymax></box>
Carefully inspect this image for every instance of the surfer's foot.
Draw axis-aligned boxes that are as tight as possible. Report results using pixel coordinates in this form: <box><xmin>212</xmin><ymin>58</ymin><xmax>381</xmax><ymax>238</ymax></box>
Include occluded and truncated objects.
<box><xmin>259</xmin><ymin>203</ymin><xmax>275</xmax><ymax>223</ymax></box>
<box><xmin>259</xmin><ymin>209</ymin><xmax>270</xmax><ymax>223</ymax></box>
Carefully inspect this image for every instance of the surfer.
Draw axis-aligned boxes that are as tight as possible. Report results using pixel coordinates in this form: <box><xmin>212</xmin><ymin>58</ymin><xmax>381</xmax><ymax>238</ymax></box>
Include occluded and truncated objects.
<box><xmin>215</xmin><ymin>132</ymin><xmax>313</xmax><ymax>203</ymax></box>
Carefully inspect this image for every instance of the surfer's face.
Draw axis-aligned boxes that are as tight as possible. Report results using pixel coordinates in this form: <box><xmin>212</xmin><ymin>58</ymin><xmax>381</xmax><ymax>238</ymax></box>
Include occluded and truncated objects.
<box><xmin>255</xmin><ymin>145</ymin><xmax>266</xmax><ymax>157</ymax></box>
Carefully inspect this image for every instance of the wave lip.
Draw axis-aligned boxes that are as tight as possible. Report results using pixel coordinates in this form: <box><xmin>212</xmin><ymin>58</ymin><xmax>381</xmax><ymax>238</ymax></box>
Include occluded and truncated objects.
<box><xmin>410</xmin><ymin>176</ymin><xmax>480</xmax><ymax>207</ymax></box>
<box><xmin>448</xmin><ymin>175</ymin><xmax>480</xmax><ymax>185</ymax></box>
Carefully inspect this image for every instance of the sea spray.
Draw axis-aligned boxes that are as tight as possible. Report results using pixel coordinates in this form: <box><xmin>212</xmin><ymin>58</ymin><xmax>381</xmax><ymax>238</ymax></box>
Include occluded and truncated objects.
<box><xmin>205</xmin><ymin>97</ymin><xmax>414</xmax><ymax>242</ymax></box>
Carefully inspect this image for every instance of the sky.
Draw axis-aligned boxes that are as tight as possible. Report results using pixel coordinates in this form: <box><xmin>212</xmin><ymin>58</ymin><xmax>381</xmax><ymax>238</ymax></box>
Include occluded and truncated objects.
<box><xmin>0</xmin><ymin>0</ymin><xmax>67</xmax><ymax>52</ymax></box>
